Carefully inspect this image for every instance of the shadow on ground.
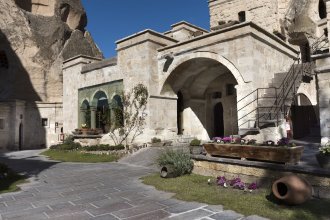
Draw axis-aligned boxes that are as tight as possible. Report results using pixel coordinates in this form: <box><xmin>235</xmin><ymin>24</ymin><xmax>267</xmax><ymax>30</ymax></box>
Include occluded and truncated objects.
<box><xmin>0</xmin><ymin>150</ymin><xmax>59</xmax><ymax>179</ymax></box>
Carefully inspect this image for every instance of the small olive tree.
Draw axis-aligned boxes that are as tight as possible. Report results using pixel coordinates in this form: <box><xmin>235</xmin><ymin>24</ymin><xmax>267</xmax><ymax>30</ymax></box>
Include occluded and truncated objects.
<box><xmin>109</xmin><ymin>84</ymin><xmax>148</xmax><ymax>147</ymax></box>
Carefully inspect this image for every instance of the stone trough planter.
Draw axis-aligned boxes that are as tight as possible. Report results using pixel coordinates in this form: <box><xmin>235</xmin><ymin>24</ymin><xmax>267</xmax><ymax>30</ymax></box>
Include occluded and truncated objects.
<box><xmin>203</xmin><ymin>143</ymin><xmax>304</xmax><ymax>164</ymax></box>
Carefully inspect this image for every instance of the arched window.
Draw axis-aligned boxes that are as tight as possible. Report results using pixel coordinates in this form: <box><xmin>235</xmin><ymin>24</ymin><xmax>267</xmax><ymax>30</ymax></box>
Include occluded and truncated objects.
<box><xmin>0</xmin><ymin>51</ymin><xmax>8</xmax><ymax>69</ymax></box>
<box><xmin>319</xmin><ymin>0</ymin><xmax>327</xmax><ymax>19</ymax></box>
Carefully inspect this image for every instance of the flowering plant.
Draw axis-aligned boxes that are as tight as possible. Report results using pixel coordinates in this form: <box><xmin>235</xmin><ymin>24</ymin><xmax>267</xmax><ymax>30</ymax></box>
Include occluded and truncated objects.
<box><xmin>319</xmin><ymin>142</ymin><xmax>330</xmax><ymax>155</ymax></box>
<box><xmin>213</xmin><ymin>137</ymin><xmax>222</xmax><ymax>143</ymax></box>
<box><xmin>277</xmin><ymin>137</ymin><xmax>289</xmax><ymax>146</ymax></box>
<box><xmin>215</xmin><ymin>176</ymin><xmax>258</xmax><ymax>191</ymax></box>
<box><xmin>217</xmin><ymin>176</ymin><xmax>227</xmax><ymax>186</ymax></box>
<box><xmin>222</xmin><ymin>137</ymin><xmax>232</xmax><ymax>143</ymax></box>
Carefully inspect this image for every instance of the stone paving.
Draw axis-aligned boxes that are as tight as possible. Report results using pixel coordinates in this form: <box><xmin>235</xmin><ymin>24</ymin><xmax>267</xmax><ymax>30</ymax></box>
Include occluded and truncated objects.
<box><xmin>0</xmin><ymin>150</ymin><xmax>268</xmax><ymax>220</ymax></box>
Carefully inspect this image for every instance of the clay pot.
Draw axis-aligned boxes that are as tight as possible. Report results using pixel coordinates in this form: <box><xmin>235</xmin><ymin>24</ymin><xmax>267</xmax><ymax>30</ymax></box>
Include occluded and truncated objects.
<box><xmin>160</xmin><ymin>165</ymin><xmax>177</xmax><ymax>178</ymax></box>
<box><xmin>272</xmin><ymin>175</ymin><xmax>312</xmax><ymax>205</ymax></box>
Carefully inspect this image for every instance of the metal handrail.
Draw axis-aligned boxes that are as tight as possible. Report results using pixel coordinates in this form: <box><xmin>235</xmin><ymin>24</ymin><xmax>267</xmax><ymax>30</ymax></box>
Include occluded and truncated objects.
<box><xmin>237</xmin><ymin>60</ymin><xmax>313</xmax><ymax>129</ymax></box>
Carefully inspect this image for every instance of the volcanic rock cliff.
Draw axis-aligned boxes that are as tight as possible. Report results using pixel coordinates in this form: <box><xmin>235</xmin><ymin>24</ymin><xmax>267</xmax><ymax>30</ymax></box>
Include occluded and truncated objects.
<box><xmin>0</xmin><ymin>0</ymin><xmax>103</xmax><ymax>102</ymax></box>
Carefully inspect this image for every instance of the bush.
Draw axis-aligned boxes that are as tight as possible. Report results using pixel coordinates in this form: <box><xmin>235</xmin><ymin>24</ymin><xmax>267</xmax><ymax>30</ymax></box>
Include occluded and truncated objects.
<box><xmin>63</xmin><ymin>135</ymin><xmax>75</xmax><ymax>145</ymax></box>
<box><xmin>151</xmin><ymin>137</ymin><xmax>162</xmax><ymax>143</ymax></box>
<box><xmin>49</xmin><ymin>142</ymin><xmax>82</xmax><ymax>151</ymax></box>
<box><xmin>190</xmin><ymin>138</ymin><xmax>201</xmax><ymax>146</ymax></box>
<box><xmin>84</xmin><ymin>144</ymin><xmax>125</xmax><ymax>151</ymax></box>
<box><xmin>157</xmin><ymin>150</ymin><xmax>194</xmax><ymax>177</ymax></box>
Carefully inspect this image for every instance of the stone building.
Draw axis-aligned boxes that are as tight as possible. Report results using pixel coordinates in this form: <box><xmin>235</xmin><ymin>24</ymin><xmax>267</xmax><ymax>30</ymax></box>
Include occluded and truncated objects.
<box><xmin>2</xmin><ymin>0</ymin><xmax>330</xmax><ymax>149</ymax></box>
<box><xmin>63</xmin><ymin>0</ymin><xmax>330</xmax><ymax>144</ymax></box>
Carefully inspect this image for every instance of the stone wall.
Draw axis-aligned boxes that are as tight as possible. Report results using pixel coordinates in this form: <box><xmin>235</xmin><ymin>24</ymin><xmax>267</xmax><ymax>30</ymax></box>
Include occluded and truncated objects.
<box><xmin>209</xmin><ymin>0</ymin><xmax>286</xmax><ymax>34</ymax></box>
<box><xmin>193</xmin><ymin>159</ymin><xmax>330</xmax><ymax>199</ymax></box>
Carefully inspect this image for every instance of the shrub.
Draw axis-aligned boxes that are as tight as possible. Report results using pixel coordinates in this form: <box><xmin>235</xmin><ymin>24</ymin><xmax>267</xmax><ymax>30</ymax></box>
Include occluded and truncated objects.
<box><xmin>319</xmin><ymin>142</ymin><xmax>330</xmax><ymax>155</ymax></box>
<box><xmin>49</xmin><ymin>142</ymin><xmax>81</xmax><ymax>151</ymax></box>
<box><xmin>190</xmin><ymin>138</ymin><xmax>201</xmax><ymax>146</ymax></box>
<box><xmin>151</xmin><ymin>137</ymin><xmax>162</xmax><ymax>143</ymax></box>
<box><xmin>84</xmin><ymin>144</ymin><xmax>125</xmax><ymax>151</ymax></box>
<box><xmin>63</xmin><ymin>135</ymin><xmax>75</xmax><ymax>145</ymax></box>
<box><xmin>157</xmin><ymin>150</ymin><xmax>194</xmax><ymax>177</ymax></box>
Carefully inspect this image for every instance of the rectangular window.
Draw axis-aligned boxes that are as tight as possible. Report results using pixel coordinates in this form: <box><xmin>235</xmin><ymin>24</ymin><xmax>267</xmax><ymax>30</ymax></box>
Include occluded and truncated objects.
<box><xmin>0</xmin><ymin>119</ymin><xmax>4</xmax><ymax>130</ymax></box>
<box><xmin>41</xmin><ymin>118</ymin><xmax>48</xmax><ymax>127</ymax></box>
<box><xmin>238</xmin><ymin>11</ymin><xmax>246</xmax><ymax>22</ymax></box>
<box><xmin>212</xmin><ymin>92</ymin><xmax>222</xmax><ymax>99</ymax></box>
<box><xmin>226</xmin><ymin>84</ymin><xmax>236</xmax><ymax>96</ymax></box>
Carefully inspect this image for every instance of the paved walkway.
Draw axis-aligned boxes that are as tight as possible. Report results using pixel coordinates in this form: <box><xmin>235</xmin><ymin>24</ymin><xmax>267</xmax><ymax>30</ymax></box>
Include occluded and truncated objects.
<box><xmin>0</xmin><ymin>150</ymin><xmax>267</xmax><ymax>220</ymax></box>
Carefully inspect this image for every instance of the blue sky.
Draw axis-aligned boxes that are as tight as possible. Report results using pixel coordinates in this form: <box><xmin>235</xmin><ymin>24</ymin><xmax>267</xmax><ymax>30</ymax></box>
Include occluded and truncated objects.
<box><xmin>81</xmin><ymin>0</ymin><xmax>210</xmax><ymax>58</ymax></box>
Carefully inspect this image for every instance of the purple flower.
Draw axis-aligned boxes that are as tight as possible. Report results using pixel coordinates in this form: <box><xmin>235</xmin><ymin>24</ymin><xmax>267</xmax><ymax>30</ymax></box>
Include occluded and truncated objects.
<box><xmin>222</xmin><ymin>137</ymin><xmax>232</xmax><ymax>143</ymax></box>
<box><xmin>229</xmin><ymin>177</ymin><xmax>241</xmax><ymax>186</ymax></box>
<box><xmin>248</xmin><ymin>182</ymin><xmax>258</xmax><ymax>190</ymax></box>
<box><xmin>277</xmin><ymin>137</ymin><xmax>289</xmax><ymax>146</ymax></box>
<box><xmin>233</xmin><ymin>181</ymin><xmax>245</xmax><ymax>190</ymax></box>
<box><xmin>216</xmin><ymin>176</ymin><xmax>227</xmax><ymax>186</ymax></box>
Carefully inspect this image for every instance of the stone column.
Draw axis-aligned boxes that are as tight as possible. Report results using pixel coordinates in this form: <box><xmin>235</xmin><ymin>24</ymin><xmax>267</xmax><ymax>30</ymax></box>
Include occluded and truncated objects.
<box><xmin>90</xmin><ymin>107</ymin><xmax>96</xmax><ymax>129</ymax></box>
<box><xmin>79</xmin><ymin>107</ymin><xmax>86</xmax><ymax>128</ymax></box>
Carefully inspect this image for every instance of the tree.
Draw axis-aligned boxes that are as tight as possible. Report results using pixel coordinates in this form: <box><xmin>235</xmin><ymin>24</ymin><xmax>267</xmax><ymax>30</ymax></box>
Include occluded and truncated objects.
<box><xmin>109</xmin><ymin>84</ymin><xmax>148</xmax><ymax>147</ymax></box>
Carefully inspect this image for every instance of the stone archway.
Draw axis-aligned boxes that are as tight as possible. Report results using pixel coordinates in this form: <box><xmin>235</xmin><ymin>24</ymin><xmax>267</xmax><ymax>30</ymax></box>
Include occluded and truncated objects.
<box><xmin>291</xmin><ymin>93</ymin><xmax>319</xmax><ymax>138</ymax></box>
<box><xmin>91</xmin><ymin>91</ymin><xmax>109</xmax><ymax>130</ymax></box>
<box><xmin>110</xmin><ymin>95</ymin><xmax>123</xmax><ymax>130</ymax></box>
<box><xmin>160</xmin><ymin>53</ymin><xmax>241</xmax><ymax>139</ymax></box>
<box><xmin>79</xmin><ymin>99</ymin><xmax>90</xmax><ymax>128</ymax></box>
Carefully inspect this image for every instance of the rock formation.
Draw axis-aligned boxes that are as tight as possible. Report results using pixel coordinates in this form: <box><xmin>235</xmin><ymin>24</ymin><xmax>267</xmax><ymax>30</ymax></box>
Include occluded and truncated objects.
<box><xmin>0</xmin><ymin>0</ymin><xmax>103</xmax><ymax>102</ymax></box>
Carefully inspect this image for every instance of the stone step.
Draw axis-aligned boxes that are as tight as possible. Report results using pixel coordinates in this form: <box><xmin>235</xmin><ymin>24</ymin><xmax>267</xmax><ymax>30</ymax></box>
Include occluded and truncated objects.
<box><xmin>238</xmin><ymin>127</ymin><xmax>260</xmax><ymax>136</ymax></box>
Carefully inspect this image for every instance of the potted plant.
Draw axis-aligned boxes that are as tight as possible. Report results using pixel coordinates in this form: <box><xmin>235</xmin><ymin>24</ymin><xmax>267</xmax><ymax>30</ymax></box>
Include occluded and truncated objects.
<box><xmin>316</xmin><ymin>141</ymin><xmax>330</xmax><ymax>169</ymax></box>
<box><xmin>81</xmin><ymin>124</ymin><xmax>89</xmax><ymax>135</ymax></box>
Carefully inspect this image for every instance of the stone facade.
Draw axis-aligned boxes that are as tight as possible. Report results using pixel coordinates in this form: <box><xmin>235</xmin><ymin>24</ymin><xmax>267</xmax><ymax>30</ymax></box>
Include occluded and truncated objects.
<box><xmin>2</xmin><ymin>0</ymin><xmax>330</xmax><ymax>149</ymax></box>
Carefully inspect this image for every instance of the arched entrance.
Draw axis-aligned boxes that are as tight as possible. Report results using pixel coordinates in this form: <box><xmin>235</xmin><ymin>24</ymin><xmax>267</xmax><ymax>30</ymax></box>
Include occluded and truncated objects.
<box><xmin>80</xmin><ymin>100</ymin><xmax>90</xmax><ymax>128</ymax></box>
<box><xmin>214</xmin><ymin>102</ymin><xmax>224</xmax><ymax>137</ymax></box>
<box><xmin>290</xmin><ymin>94</ymin><xmax>319</xmax><ymax>138</ymax></box>
<box><xmin>177</xmin><ymin>91</ymin><xmax>184</xmax><ymax>135</ymax></box>
<box><xmin>19</xmin><ymin>123</ymin><xmax>23</xmax><ymax>151</ymax></box>
<box><xmin>91</xmin><ymin>91</ymin><xmax>109</xmax><ymax>131</ymax></box>
<box><xmin>161</xmin><ymin>56</ymin><xmax>240</xmax><ymax>139</ymax></box>
<box><xmin>319</xmin><ymin>0</ymin><xmax>327</xmax><ymax>19</ymax></box>
<box><xmin>111</xmin><ymin>95</ymin><xmax>123</xmax><ymax>129</ymax></box>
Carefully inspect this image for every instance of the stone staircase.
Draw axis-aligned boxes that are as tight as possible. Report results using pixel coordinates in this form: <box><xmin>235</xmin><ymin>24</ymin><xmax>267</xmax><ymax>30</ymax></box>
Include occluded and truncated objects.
<box><xmin>238</xmin><ymin>62</ymin><xmax>313</xmax><ymax>136</ymax></box>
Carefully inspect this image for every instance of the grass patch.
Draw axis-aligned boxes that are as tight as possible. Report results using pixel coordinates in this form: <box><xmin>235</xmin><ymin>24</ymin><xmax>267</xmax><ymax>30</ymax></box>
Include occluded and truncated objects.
<box><xmin>141</xmin><ymin>173</ymin><xmax>330</xmax><ymax>220</ymax></box>
<box><xmin>41</xmin><ymin>150</ymin><xmax>120</xmax><ymax>163</ymax></box>
<box><xmin>0</xmin><ymin>172</ymin><xmax>27</xmax><ymax>194</ymax></box>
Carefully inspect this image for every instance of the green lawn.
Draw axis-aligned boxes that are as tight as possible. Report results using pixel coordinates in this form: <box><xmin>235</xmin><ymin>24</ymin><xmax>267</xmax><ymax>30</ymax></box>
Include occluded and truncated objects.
<box><xmin>41</xmin><ymin>150</ymin><xmax>120</xmax><ymax>163</ymax></box>
<box><xmin>0</xmin><ymin>173</ymin><xmax>27</xmax><ymax>194</ymax></box>
<box><xmin>141</xmin><ymin>173</ymin><xmax>330</xmax><ymax>220</ymax></box>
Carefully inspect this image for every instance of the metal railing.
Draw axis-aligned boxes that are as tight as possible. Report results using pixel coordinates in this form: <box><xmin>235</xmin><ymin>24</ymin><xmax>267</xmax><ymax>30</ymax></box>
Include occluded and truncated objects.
<box><xmin>237</xmin><ymin>61</ymin><xmax>313</xmax><ymax>129</ymax></box>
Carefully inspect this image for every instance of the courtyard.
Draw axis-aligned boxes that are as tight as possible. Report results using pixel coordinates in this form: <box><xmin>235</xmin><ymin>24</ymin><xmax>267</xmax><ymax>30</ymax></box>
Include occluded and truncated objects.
<box><xmin>0</xmin><ymin>150</ymin><xmax>256</xmax><ymax>220</ymax></box>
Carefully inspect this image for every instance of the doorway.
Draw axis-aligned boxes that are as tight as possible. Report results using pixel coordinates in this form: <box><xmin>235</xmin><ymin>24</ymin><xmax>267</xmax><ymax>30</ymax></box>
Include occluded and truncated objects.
<box><xmin>214</xmin><ymin>102</ymin><xmax>224</xmax><ymax>137</ymax></box>
<box><xmin>19</xmin><ymin>123</ymin><xmax>23</xmax><ymax>151</ymax></box>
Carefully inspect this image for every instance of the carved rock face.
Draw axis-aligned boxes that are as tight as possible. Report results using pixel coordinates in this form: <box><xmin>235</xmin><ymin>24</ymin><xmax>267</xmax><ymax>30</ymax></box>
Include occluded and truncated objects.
<box><xmin>14</xmin><ymin>0</ymin><xmax>87</xmax><ymax>31</ymax></box>
<box><xmin>0</xmin><ymin>0</ymin><xmax>102</xmax><ymax>102</ymax></box>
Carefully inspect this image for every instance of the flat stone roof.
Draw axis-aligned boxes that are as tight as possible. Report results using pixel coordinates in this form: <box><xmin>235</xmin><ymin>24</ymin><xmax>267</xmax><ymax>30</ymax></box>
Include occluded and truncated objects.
<box><xmin>170</xmin><ymin>21</ymin><xmax>209</xmax><ymax>33</ymax></box>
<box><xmin>116</xmin><ymin>29</ymin><xmax>178</xmax><ymax>45</ymax></box>
<box><xmin>81</xmin><ymin>57</ymin><xmax>117</xmax><ymax>73</ymax></box>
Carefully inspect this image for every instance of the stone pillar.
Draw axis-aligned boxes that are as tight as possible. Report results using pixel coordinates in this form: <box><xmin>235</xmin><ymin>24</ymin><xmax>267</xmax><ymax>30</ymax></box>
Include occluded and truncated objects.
<box><xmin>90</xmin><ymin>107</ymin><xmax>96</xmax><ymax>129</ymax></box>
<box><xmin>314</xmin><ymin>54</ymin><xmax>330</xmax><ymax>141</ymax></box>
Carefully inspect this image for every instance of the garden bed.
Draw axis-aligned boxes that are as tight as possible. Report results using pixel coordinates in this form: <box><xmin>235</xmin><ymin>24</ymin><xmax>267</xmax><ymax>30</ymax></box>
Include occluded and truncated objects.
<box><xmin>203</xmin><ymin>143</ymin><xmax>304</xmax><ymax>164</ymax></box>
